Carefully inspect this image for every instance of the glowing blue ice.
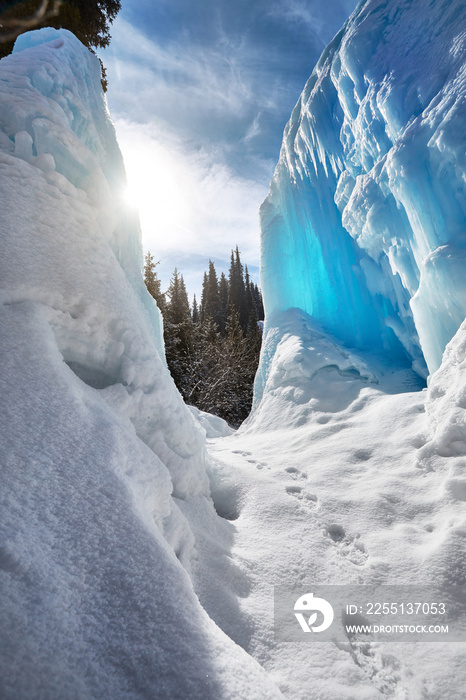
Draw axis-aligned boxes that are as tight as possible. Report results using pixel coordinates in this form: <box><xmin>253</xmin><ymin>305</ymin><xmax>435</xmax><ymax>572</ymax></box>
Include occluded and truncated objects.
<box><xmin>260</xmin><ymin>0</ymin><xmax>466</xmax><ymax>378</ymax></box>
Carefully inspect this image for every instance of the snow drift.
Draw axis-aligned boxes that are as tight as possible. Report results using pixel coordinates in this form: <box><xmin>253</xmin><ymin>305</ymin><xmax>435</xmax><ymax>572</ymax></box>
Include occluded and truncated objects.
<box><xmin>0</xmin><ymin>28</ymin><xmax>281</xmax><ymax>699</ymax></box>
<box><xmin>259</xmin><ymin>0</ymin><xmax>466</xmax><ymax>387</ymax></box>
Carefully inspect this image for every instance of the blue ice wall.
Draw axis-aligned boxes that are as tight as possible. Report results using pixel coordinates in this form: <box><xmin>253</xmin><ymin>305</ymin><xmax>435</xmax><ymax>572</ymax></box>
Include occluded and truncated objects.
<box><xmin>260</xmin><ymin>0</ymin><xmax>466</xmax><ymax>376</ymax></box>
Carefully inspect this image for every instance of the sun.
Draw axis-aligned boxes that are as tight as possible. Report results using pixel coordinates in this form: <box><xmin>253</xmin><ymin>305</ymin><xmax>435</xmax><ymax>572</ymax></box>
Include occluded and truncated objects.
<box><xmin>123</xmin><ymin>181</ymin><xmax>142</xmax><ymax>209</ymax></box>
<box><xmin>120</xmin><ymin>135</ymin><xmax>191</xmax><ymax>246</ymax></box>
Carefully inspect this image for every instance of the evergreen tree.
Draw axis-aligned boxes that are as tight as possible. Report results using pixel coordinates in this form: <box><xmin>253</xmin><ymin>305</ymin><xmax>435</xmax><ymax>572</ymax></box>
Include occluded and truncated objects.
<box><xmin>228</xmin><ymin>246</ymin><xmax>247</xmax><ymax>330</ymax></box>
<box><xmin>216</xmin><ymin>272</ymin><xmax>227</xmax><ymax>333</ymax></box>
<box><xmin>165</xmin><ymin>269</ymin><xmax>191</xmax><ymax>326</ymax></box>
<box><xmin>0</xmin><ymin>0</ymin><xmax>121</xmax><ymax>89</ymax></box>
<box><xmin>187</xmin><ymin>309</ymin><xmax>250</xmax><ymax>427</ymax></box>
<box><xmin>217</xmin><ymin>309</ymin><xmax>253</xmax><ymax>427</ymax></box>
<box><xmin>228</xmin><ymin>248</ymin><xmax>240</xmax><ymax>310</ymax></box>
<box><xmin>244</xmin><ymin>266</ymin><xmax>256</xmax><ymax>323</ymax></box>
<box><xmin>192</xmin><ymin>294</ymin><xmax>199</xmax><ymax>324</ymax></box>
<box><xmin>203</xmin><ymin>260</ymin><xmax>222</xmax><ymax>329</ymax></box>
<box><xmin>245</xmin><ymin>306</ymin><xmax>263</xmax><ymax>369</ymax></box>
<box><xmin>249</xmin><ymin>282</ymin><xmax>264</xmax><ymax>321</ymax></box>
<box><xmin>144</xmin><ymin>251</ymin><xmax>165</xmax><ymax>313</ymax></box>
<box><xmin>199</xmin><ymin>271</ymin><xmax>208</xmax><ymax>324</ymax></box>
<box><xmin>256</xmin><ymin>284</ymin><xmax>264</xmax><ymax>319</ymax></box>
<box><xmin>164</xmin><ymin>268</ymin><xmax>194</xmax><ymax>396</ymax></box>
<box><xmin>224</xmin><ymin>308</ymin><xmax>249</xmax><ymax>386</ymax></box>
<box><xmin>186</xmin><ymin>315</ymin><xmax>221</xmax><ymax>411</ymax></box>
<box><xmin>179</xmin><ymin>275</ymin><xmax>191</xmax><ymax>321</ymax></box>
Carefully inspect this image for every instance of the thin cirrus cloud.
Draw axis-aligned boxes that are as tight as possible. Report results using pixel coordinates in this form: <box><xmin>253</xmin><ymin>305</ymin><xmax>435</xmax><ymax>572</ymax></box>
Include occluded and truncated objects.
<box><xmin>100</xmin><ymin>0</ymin><xmax>359</xmax><ymax>297</ymax></box>
<box><xmin>104</xmin><ymin>16</ymin><xmax>285</xmax><ymax>172</ymax></box>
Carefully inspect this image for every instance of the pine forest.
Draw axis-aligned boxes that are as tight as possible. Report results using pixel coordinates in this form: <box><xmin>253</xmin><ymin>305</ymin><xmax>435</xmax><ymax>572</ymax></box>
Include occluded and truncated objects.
<box><xmin>144</xmin><ymin>247</ymin><xmax>264</xmax><ymax>427</ymax></box>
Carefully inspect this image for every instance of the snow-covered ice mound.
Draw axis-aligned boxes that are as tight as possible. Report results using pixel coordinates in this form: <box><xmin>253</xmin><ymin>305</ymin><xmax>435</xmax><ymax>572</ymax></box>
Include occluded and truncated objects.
<box><xmin>252</xmin><ymin>308</ymin><xmax>381</xmax><ymax>422</ymax></box>
<box><xmin>0</xmin><ymin>29</ymin><xmax>281</xmax><ymax>699</ymax></box>
<box><xmin>189</xmin><ymin>405</ymin><xmax>235</xmax><ymax>438</ymax></box>
<box><xmin>260</xmin><ymin>0</ymin><xmax>466</xmax><ymax>378</ymax></box>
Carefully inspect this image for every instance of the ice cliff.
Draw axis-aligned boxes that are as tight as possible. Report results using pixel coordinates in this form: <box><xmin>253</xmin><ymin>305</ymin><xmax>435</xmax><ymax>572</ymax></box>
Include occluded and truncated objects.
<box><xmin>259</xmin><ymin>0</ymin><xmax>466</xmax><ymax>389</ymax></box>
<box><xmin>0</xmin><ymin>29</ymin><xmax>280</xmax><ymax>699</ymax></box>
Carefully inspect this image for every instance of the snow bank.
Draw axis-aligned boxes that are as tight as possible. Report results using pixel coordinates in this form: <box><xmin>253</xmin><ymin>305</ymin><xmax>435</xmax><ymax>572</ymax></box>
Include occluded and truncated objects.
<box><xmin>260</xmin><ymin>0</ymin><xmax>466</xmax><ymax>377</ymax></box>
<box><xmin>189</xmin><ymin>405</ymin><xmax>235</xmax><ymax>438</ymax></box>
<box><xmin>250</xmin><ymin>306</ymin><xmax>425</xmax><ymax>428</ymax></box>
<box><xmin>252</xmin><ymin>307</ymin><xmax>379</xmax><ymax>423</ymax></box>
<box><xmin>419</xmin><ymin>319</ymin><xmax>466</xmax><ymax>467</ymax></box>
<box><xmin>0</xmin><ymin>29</ymin><xmax>281</xmax><ymax>698</ymax></box>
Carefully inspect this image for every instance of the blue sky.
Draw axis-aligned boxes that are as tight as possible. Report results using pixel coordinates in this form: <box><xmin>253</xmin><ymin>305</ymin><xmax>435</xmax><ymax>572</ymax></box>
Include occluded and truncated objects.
<box><xmin>100</xmin><ymin>0</ymin><xmax>359</xmax><ymax>299</ymax></box>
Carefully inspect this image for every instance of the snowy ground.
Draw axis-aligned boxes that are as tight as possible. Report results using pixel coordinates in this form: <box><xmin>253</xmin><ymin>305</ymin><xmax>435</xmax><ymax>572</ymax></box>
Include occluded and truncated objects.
<box><xmin>183</xmin><ymin>311</ymin><xmax>466</xmax><ymax>699</ymax></box>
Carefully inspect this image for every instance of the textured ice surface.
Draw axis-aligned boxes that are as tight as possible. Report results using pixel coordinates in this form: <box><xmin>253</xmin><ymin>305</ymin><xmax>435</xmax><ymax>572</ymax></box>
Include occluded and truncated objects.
<box><xmin>0</xmin><ymin>29</ymin><xmax>282</xmax><ymax>699</ymax></box>
<box><xmin>260</xmin><ymin>0</ymin><xmax>466</xmax><ymax>378</ymax></box>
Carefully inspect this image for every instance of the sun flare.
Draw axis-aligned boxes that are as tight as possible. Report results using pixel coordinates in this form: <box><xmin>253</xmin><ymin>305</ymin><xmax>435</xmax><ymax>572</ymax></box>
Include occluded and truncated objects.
<box><xmin>120</xmin><ymin>136</ymin><xmax>191</xmax><ymax>245</ymax></box>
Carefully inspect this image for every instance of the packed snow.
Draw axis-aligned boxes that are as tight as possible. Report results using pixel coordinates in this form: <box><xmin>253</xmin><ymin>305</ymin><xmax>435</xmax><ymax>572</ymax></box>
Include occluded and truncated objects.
<box><xmin>2</xmin><ymin>1</ymin><xmax>466</xmax><ymax>698</ymax></box>
<box><xmin>260</xmin><ymin>0</ymin><xmax>466</xmax><ymax>379</ymax></box>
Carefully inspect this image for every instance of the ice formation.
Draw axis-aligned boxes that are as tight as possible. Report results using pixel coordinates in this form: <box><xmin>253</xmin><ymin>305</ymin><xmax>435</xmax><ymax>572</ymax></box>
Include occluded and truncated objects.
<box><xmin>259</xmin><ymin>0</ymin><xmax>466</xmax><ymax>383</ymax></box>
<box><xmin>0</xmin><ymin>29</ymin><xmax>281</xmax><ymax>698</ymax></box>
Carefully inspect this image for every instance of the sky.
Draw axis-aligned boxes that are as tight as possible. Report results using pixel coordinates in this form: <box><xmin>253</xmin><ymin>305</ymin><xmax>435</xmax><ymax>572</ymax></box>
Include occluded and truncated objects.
<box><xmin>99</xmin><ymin>0</ymin><xmax>359</xmax><ymax>300</ymax></box>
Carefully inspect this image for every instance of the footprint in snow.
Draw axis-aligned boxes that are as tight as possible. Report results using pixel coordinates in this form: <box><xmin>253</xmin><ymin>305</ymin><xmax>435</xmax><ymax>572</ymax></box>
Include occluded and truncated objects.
<box><xmin>232</xmin><ymin>450</ymin><xmax>269</xmax><ymax>468</ymax></box>
<box><xmin>324</xmin><ymin>524</ymin><xmax>368</xmax><ymax>566</ymax></box>
<box><xmin>352</xmin><ymin>448</ymin><xmax>372</xmax><ymax>462</ymax></box>
<box><xmin>285</xmin><ymin>484</ymin><xmax>318</xmax><ymax>505</ymax></box>
<box><xmin>316</xmin><ymin>415</ymin><xmax>331</xmax><ymax>424</ymax></box>
<box><xmin>285</xmin><ymin>466</ymin><xmax>308</xmax><ymax>479</ymax></box>
<box><xmin>240</xmin><ymin>456</ymin><xmax>269</xmax><ymax>470</ymax></box>
<box><xmin>339</xmin><ymin>631</ymin><xmax>404</xmax><ymax>698</ymax></box>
